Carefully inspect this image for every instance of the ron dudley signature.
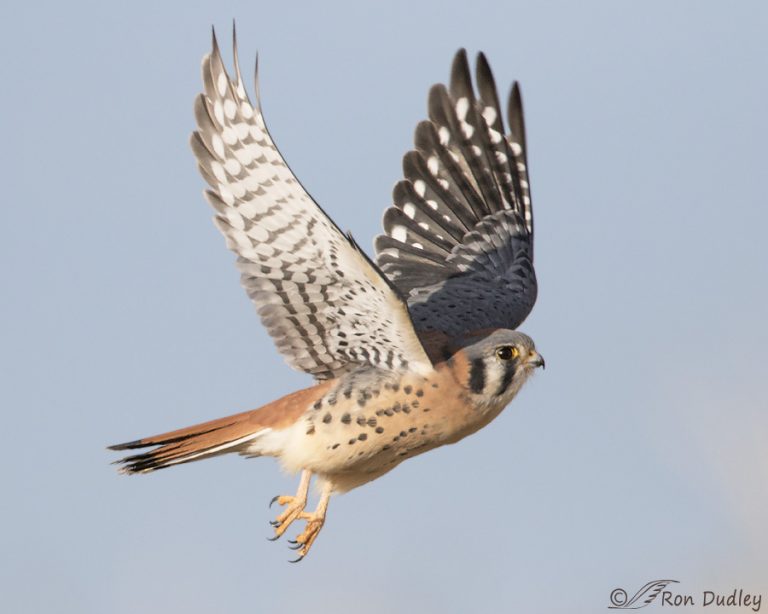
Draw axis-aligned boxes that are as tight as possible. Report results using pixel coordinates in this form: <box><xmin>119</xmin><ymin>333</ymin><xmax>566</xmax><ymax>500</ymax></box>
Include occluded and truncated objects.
<box><xmin>609</xmin><ymin>580</ymin><xmax>763</xmax><ymax>611</ymax></box>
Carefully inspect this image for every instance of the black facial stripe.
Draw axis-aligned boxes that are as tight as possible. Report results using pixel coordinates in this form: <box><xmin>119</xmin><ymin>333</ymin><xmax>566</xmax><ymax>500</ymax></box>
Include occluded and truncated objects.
<box><xmin>469</xmin><ymin>358</ymin><xmax>486</xmax><ymax>394</ymax></box>
<box><xmin>494</xmin><ymin>361</ymin><xmax>517</xmax><ymax>396</ymax></box>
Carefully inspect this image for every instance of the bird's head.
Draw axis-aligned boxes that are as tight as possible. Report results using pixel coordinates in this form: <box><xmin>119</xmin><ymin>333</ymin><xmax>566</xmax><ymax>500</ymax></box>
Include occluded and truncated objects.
<box><xmin>450</xmin><ymin>329</ymin><xmax>544</xmax><ymax>406</ymax></box>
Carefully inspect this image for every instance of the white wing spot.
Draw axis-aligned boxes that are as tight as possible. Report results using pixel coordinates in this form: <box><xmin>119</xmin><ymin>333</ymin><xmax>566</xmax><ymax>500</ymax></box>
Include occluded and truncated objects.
<box><xmin>211</xmin><ymin>161</ymin><xmax>226</xmax><ymax>182</ymax></box>
<box><xmin>427</xmin><ymin>156</ymin><xmax>439</xmax><ymax>176</ymax></box>
<box><xmin>222</xmin><ymin>127</ymin><xmax>238</xmax><ymax>145</ymax></box>
<box><xmin>216</xmin><ymin>72</ymin><xmax>228</xmax><ymax>97</ymax></box>
<box><xmin>224</xmin><ymin>99</ymin><xmax>238</xmax><ymax>120</ymax></box>
<box><xmin>456</xmin><ymin>97</ymin><xmax>469</xmax><ymax>121</ymax></box>
<box><xmin>213</xmin><ymin>100</ymin><xmax>225</xmax><ymax>124</ymax></box>
<box><xmin>224</xmin><ymin>158</ymin><xmax>242</xmax><ymax>175</ymax></box>
<box><xmin>212</xmin><ymin>134</ymin><xmax>225</xmax><ymax>158</ymax></box>
<box><xmin>414</xmin><ymin>180</ymin><xmax>426</xmax><ymax>197</ymax></box>
<box><xmin>392</xmin><ymin>225</ymin><xmax>407</xmax><ymax>242</ymax></box>
<box><xmin>403</xmin><ymin>203</ymin><xmax>416</xmax><ymax>219</ymax></box>
<box><xmin>482</xmin><ymin>106</ymin><xmax>497</xmax><ymax>125</ymax></box>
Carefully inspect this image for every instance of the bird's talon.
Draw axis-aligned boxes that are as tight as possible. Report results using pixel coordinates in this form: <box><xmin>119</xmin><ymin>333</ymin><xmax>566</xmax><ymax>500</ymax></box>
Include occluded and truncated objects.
<box><xmin>269</xmin><ymin>495</ymin><xmax>280</xmax><ymax>508</ymax></box>
<box><xmin>267</xmin><ymin>534</ymin><xmax>282</xmax><ymax>542</ymax></box>
<box><xmin>288</xmin><ymin>541</ymin><xmax>303</xmax><ymax>550</ymax></box>
<box><xmin>288</xmin><ymin>555</ymin><xmax>305</xmax><ymax>564</ymax></box>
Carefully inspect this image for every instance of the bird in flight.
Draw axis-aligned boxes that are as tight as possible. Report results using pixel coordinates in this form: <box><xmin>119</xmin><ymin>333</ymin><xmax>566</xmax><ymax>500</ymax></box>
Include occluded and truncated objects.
<box><xmin>110</xmin><ymin>28</ymin><xmax>544</xmax><ymax>562</ymax></box>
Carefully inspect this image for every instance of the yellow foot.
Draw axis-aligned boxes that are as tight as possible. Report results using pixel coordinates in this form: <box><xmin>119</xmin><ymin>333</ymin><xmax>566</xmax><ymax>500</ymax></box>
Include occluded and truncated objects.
<box><xmin>287</xmin><ymin>514</ymin><xmax>325</xmax><ymax>563</ymax></box>
<box><xmin>268</xmin><ymin>495</ymin><xmax>307</xmax><ymax>540</ymax></box>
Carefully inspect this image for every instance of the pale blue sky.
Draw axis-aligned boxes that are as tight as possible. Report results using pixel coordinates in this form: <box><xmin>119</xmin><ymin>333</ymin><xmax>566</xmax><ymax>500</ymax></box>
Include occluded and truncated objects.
<box><xmin>2</xmin><ymin>1</ymin><xmax>767</xmax><ymax>613</ymax></box>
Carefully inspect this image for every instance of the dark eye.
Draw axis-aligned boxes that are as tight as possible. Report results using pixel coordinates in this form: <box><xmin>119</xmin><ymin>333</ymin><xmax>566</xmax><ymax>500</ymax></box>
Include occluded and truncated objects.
<box><xmin>495</xmin><ymin>346</ymin><xmax>519</xmax><ymax>361</ymax></box>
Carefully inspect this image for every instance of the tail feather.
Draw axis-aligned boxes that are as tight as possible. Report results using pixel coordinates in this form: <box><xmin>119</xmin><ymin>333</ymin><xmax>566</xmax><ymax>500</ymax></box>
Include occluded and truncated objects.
<box><xmin>109</xmin><ymin>384</ymin><xmax>329</xmax><ymax>474</ymax></box>
<box><xmin>109</xmin><ymin>410</ymin><xmax>271</xmax><ymax>474</ymax></box>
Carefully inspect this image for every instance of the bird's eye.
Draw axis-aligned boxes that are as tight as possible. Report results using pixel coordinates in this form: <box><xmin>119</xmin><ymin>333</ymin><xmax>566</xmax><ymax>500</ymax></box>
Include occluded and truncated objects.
<box><xmin>496</xmin><ymin>346</ymin><xmax>519</xmax><ymax>361</ymax></box>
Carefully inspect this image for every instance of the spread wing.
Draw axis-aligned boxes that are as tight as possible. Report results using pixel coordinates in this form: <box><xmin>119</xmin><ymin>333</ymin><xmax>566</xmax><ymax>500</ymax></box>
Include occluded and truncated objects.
<box><xmin>191</xmin><ymin>30</ymin><xmax>432</xmax><ymax>380</ymax></box>
<box><xmin>375</xmin><ymin>50</ymin><xmax>537</xmax><ymax>336</ymax></box>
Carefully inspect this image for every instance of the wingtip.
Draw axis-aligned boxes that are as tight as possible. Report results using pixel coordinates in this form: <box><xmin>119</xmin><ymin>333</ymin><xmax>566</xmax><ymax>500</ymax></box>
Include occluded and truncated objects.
<box><xmin>449</xmin><ymin>48</ymin><xmax>472</xmax><ymax>98</ymax></box>
<box><xmin>211</xmin><ymin>25</ymin><xmax>219</xmax><ymax>53</ymax></box>
<box><xmin>475</xmin><ymin>51</ymin><xmax>494</xmax><ymax>88</ymax></box>
<box><xmin>231</xmin><ymin>21</ymin><xmax>244</xmax><ymax>89</ymax></box>
<box><xmin>452</xmin><ymin>47</ymin><xmax>468</xmax><ymax>65</ymax></box>
<box><xmin>507</xmin><ymin>81</ymin><xmax>527</xmax><ymax>150</ymax></box>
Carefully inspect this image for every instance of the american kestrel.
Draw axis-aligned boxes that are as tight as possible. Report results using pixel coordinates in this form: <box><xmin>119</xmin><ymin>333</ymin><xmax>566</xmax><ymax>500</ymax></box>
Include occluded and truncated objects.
<box><xmin>110</xmin><ymin>29</ymin><xmax>544</xmax><ymax>561</ymax></box>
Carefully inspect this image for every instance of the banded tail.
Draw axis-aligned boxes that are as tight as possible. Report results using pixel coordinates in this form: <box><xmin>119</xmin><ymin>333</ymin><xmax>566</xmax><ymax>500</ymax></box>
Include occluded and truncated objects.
<box><xmin>108</xmin><ymin>385</ymin><xmax>326</xmax><ymax>474</ymax></box>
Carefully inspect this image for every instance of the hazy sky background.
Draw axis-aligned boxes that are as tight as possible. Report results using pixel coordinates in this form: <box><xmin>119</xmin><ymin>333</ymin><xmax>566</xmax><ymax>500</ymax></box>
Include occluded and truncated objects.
<box><xmin>2</xmin><ymin>1</ymin><xmax>767</xmax><ymax>613</ymax></box>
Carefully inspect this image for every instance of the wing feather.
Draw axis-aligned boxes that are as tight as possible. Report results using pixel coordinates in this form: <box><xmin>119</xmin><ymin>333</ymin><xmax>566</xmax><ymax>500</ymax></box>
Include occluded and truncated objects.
<box><xmin>375</xmin><ymin>49</ymin><xmax>537</xmax><ymax>335</ymax></box>
<box><xmin>192</xmin><ymin>29</ymin><xmax>432</xmax><ymax>379</ymax></box>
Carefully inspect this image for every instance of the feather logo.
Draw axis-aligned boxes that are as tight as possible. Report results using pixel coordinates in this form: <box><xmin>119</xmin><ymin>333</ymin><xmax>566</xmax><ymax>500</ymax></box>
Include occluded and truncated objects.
<box><xmin>609</xmin><ymin>580</ymin><xmax>679</xmax><ymax>609</ymax></box>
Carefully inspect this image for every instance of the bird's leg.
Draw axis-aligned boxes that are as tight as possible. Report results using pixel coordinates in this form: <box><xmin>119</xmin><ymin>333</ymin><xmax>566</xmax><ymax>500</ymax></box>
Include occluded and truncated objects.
<box><xmin>269</xmin><ymin>469</ymin><xmax>312</xmax><ymax>540</ymax></box>
<box><xmin>288</xmin><ymin>480</ymin><xmax>332</xmax><ymax>562</ymax></box>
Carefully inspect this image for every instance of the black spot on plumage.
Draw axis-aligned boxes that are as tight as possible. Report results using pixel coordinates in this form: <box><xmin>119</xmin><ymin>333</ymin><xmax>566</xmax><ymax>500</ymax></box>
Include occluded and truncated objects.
<box><xmin>341</xmin><ymin>413</ymin><xmax>351</xmax><ymax>424</ymax></box>
<box><xmin>469</xmin><ymin>358</ymin><xmax>486</xmax><ymax>394</ymax></box>
<box><xmin>322</xmin><ymin>413</ymin><xmax>332</xmax><ymax>424</ymax></box>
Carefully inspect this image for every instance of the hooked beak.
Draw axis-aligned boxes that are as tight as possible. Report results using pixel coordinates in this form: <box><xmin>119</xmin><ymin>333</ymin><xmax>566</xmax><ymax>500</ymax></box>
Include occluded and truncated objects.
<box><xmin>528</xmin><ymin>351</ymin><xmax>545</xmax><ymax>370</ymax></box>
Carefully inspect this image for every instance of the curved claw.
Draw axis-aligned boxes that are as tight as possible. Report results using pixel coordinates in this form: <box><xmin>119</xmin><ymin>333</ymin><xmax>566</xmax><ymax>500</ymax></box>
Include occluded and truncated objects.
<box><xmin>267</xmin><ymin>534</ymin><xmax>282</xmax><ymax>542</ymax></box>
<box><xmin>269</xmin><ymin>495</ymin><xmax>280</xmax><ymax>508</ymax></box>
<box><xmin>288</xmin><ymin>541</ymin><xmax>303</xmax><ymax>551</ymax></box>
<box><xmin>288</xmin><ymin>555</ymin><xmax>305</xmax><ymax>564</ymax></box>
<box><xmin>269</xmin><ymin>520</ymin><xmax>281</xmax><ymax>527</ymax></box>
